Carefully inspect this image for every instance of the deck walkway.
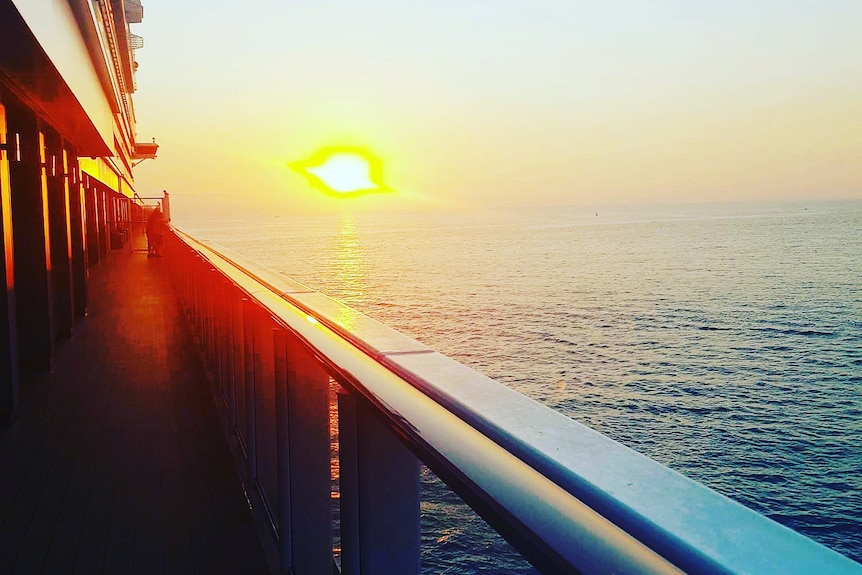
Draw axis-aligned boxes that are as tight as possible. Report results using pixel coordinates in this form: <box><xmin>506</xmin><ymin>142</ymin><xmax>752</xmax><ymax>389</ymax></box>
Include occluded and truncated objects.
<box><xmin>0</xmin><ymin>238</ymin><xmax>270</xmax><ymax>574</ymax></box>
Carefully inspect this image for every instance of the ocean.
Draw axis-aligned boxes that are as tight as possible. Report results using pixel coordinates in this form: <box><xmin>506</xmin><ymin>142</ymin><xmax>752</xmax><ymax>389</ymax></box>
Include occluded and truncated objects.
<box><xmin>182</xmin><ymin>199</ymin><xmax>862</xmax><ymax>571</ymax></box>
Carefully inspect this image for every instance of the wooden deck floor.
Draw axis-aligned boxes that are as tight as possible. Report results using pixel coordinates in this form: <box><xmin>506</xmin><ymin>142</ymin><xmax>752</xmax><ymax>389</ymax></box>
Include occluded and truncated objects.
<box><xmin>0</xmin><ymin>241</ymin><xmax>271</xmax><ymax>574</ymax></box>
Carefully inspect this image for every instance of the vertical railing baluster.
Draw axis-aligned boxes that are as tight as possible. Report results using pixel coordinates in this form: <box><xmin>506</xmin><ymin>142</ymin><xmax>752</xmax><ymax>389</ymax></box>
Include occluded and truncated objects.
<box><xmin>204</xmin><ymin>267</ymin><xmax>211</xmax><ymax>353</ymax></box>
<box><xmin>242</xmin><ymin>298</ymin><xmax>257</xmax><ymax>481</ymax></box>
<box><xmin>207</xmin><ymin>268</ymin><xmax>217</xmax><ymax>371</ymax></box>
<box><xmin>194</xmin><ymin>255</ymin><xmax>204</xmax><ymax>340</ymax></box>
<box><xmin>252</xmin><ymin>307</ymin><xmax>266</xmax><ymax>489</ymax></box>
<box><xmin>337</xmin><ymin>389</ymin><xmax>360</xmax><ymax>575</ymax></box>
<box><xmin>273</xmin><ymin>327</ymin><xmax>292</xmax><ymax>574</ymax></box>
<box><xmin>338</xmin><ymin>388</ymin><xmax>421</xmax><ymax>574</ymax></box>
<box><xmin>188</xmin><ymin>254</ymin><xmax>196</xmax><ymax>327</ymax></box>
<box><xmin>190</xmin><ymin>255</ymin><xmax>198</xmax><ymax>329</ymax></box>
<box><xmin>253</xmin><ymin>309</ymin><xmax>276</xmax><ymax>521</ymax></box>
<box><xmin>191</xmin><ymin>255</ymin><xmax>200</xmax><ymax>337</ymax></box>
<box><xmin>215</xmin><ymin>272</ymin><xmax>227</xmax><ymax>401</ymax></box>
<box><xmin>285</xmin><ymin>333</ymin><xmax>331</xmax><ymax>575</ymax></box>
<box><xmin>186</xmin><ymin>248</ymin><xmax>196</xmax><ymax>319</ymax></box>
<box><xmin>213</xmin><ymin>273</ymin><xmax>227</xmax><ymax>402</ymax></box>
<box><xmin>200</xmin><ymin>265</ymin><xmax>208</xmax><ymax>353</ymax></box>
<box><xmin>230</xmin><ymin>291</ymin><xmax>242</xmax><ymax>433</ymax></box>
<box><xmin>221</xmin><ymin>279</ymin><xmax>235</xmax><ymax>423</ymax></box>
<box><xmin>211</xmin><ymin>270</ymin><xmax>221</xmax><ymax>394</ymax></box>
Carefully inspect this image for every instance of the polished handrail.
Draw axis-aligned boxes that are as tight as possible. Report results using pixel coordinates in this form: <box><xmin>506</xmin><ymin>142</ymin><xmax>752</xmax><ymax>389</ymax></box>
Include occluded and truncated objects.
<box><xmin>170</xmin><ymin>227</ymin><xmax>862</xmax><ymax>575</ymax></box>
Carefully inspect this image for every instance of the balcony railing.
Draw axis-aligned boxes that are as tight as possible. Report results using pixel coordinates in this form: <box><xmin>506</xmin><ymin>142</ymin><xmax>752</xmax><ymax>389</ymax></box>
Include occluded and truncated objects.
<box><xmin>164</xmin><ymin>227</ymin><xmax>861</xmax><ymax>575</ymax></box>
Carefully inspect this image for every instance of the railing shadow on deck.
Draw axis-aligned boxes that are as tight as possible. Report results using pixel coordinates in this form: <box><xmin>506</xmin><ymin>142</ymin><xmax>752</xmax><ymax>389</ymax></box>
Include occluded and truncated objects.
<box><xmin>163</xmin><ymin>228</ymin><xmax>861</xmax><ymax>575</ymax></box>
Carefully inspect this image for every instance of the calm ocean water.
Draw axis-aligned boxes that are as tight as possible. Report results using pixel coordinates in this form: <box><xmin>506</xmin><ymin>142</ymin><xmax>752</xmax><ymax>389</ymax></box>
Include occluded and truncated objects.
<box><xmin>182</xmin><ymin>200</ymin><xmax>862</xmax><ymax>571</ymax></box>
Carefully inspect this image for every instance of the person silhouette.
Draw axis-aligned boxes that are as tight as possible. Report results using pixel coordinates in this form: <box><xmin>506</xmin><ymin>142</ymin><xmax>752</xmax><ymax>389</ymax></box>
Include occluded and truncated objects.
<box><xmin>146</xmin><ymin>207</ymin><xmax>166</xmax><ymax>257</ymax></box>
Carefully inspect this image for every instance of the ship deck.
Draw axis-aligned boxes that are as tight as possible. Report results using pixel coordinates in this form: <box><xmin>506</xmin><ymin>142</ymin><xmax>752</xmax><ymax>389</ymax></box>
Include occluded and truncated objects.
<box><xmin>0</xmin><ymin>235</ymin><xmax>270</xmax><ymax>574</ymax></box>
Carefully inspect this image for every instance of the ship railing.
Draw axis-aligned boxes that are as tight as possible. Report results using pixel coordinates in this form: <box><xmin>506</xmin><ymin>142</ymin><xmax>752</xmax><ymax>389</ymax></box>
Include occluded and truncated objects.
<box><xmin>163</xmin><ymin>228</ymin><xmax>861</xmax><ymax>575</ymax></box>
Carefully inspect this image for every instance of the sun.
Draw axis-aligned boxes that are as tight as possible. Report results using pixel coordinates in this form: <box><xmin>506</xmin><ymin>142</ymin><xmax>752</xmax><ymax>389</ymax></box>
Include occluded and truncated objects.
<box><xmin>290</xmin><ymin>147</ymin><xmax>391</xmax><ymax>197</ymax></box>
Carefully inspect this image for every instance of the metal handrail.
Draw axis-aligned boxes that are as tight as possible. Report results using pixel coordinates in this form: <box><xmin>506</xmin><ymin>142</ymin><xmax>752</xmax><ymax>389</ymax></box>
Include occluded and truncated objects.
<box><xmin>170</xmin><ymin>227</ymin><xmax>862</xmax><ymax>575</ymax></box>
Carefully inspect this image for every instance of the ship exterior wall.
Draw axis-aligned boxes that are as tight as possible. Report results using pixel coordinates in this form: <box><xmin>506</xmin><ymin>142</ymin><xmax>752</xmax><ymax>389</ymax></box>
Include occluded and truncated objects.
<box><xmin>45</xmin><ymin>130</ymin><xmax>75</xmax><ymax>340</ymax></box>
<box><xmin>0</xmin><ymin>0</ymin><xmax>147</xmax><ymax>423</ymax></box>
<box><xmin>6</xmin><ymin>99</ymin><xmax>55</xmax><ymax>373</ymax></box>
<box><xmin>69</xmin><ymin>160</ymin><xmax>87</xmax><ymax>320</ymax></box>
<box><xmin>0</xmin><ymin>96</ymin><xmax>20</xmax><ymax>426</ymax></box>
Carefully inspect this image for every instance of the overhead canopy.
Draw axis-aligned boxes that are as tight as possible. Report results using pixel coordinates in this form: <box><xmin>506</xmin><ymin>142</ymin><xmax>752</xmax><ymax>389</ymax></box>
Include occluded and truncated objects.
<box><xmin>1</xmin><ymin>0</ymin><xmax>114</xmax><ymax>156</ymax></box>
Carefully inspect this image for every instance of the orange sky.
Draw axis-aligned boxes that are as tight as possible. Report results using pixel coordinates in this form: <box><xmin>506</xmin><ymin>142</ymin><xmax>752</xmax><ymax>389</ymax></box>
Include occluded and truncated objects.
<box><xmin>130</xmin><ymin>1</ymin><xmax>862</xmax><ymax>219</ymax></box>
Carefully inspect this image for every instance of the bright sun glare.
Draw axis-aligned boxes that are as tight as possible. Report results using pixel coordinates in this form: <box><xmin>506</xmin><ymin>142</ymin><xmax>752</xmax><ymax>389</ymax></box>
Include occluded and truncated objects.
<box><xmin>290</xmin><ymin>147</ymin><xmax>390</xmax><ymax>197</ymax></box>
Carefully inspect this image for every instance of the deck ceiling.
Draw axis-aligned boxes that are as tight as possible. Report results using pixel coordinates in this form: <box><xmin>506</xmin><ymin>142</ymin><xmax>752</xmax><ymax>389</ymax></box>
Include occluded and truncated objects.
<box><xmin>0</xmin><ymin>0</ymin><xmax>112</xmax><ymax>156</ymax></box>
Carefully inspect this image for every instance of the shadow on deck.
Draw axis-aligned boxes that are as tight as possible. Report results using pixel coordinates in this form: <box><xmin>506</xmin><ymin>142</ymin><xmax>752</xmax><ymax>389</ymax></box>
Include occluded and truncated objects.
<box><xmin>0</xmin><ymin>235</ymin><xmax>270</xmax><ymax>574</ymax></box>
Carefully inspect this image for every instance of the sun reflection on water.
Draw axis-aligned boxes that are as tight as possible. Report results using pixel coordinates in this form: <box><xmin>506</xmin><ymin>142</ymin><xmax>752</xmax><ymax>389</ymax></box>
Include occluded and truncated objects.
<box><xmin>331</xmin><ymin>214</ymin><xmax>365</xmax><ymax>331</ymax></box>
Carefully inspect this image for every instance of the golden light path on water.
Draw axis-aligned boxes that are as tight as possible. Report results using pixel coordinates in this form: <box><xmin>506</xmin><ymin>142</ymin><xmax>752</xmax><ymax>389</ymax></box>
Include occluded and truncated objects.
<box><xmin>290</xmin><ymin>147</ymin><xmax>391</xmax><ymax>198</ymax></box>
<box><xmin>333</xmin><ymin>215</ymin><xmax>363</xmax><ymax>331</ymax></box>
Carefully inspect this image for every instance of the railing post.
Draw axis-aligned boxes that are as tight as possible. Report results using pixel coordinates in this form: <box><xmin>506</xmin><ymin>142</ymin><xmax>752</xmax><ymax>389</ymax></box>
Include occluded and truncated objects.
<box><xmin>218</xmin><ymin>275</ymin><xmax>230</xmax><ymax>402</ymax></box>
<box><xmin>253</xmin><ymin>308</ymin><xmax>277</xmax><ymax>520</ymax></box>
<box><xmin>285</xmin><ymin>332</ymin><xmax>331</xmax><ymax>575</ymax></box>
<box><xmin>162</xmin><ymin>189</ymin><xmax>170</xmax><ymax>222</ymax></box>
<box><xmin>337</xmin><ymin>389</ymin><xmax>360</xmax><ymax>575</ymax></box>
<box><xmin>242</xmin><ymin>297</ymin><xmax>257</xmax><ymax>479</ymax></box>
<box><xmin>229</xmin><ymin>292</ymin><xmax>242</xmax><ymax>433</ymax></box>
<box><xmin>207</xmin><ymin>268</ymin><xmax>217</xmax><ymax>372</ymax></box>
<box><xmin>338</xmin><ymin>389</ymin><xmax>421</xmax><ymax>575</ymax></box>
<box><xmin>186</xmin><ymin>247</ymin><xmax>196</xmax><ymax>317</ymax></box>
<box><xmin>222</xmin><ymin>278</ymin><xmax>236</xmax><ymax>427</ymax></box>
<box><xmin>273</xmin><ymin>328</ymin><xmax>292</xmax><ymax>574</ymax></box>
<box><xmin>193</xmin><ymin>255</ymin><xmax>204</xmax><ymax>339</ymax></box>
<box><xmin>208</xmin><ymin>268</ymin><xmax>220</xmax><ymax>393</ymax></box>
<box><xmin>215</xmin><ymin>277</ymin><xmax>227</xmax><ymax>406</ymax></box>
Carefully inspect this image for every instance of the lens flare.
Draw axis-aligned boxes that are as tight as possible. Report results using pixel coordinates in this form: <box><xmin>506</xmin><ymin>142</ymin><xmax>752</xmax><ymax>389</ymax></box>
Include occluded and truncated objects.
<box><xmin>290</xmin><ymin>147</ymin><xmax>391</xmax><ymax>197</ymax></box>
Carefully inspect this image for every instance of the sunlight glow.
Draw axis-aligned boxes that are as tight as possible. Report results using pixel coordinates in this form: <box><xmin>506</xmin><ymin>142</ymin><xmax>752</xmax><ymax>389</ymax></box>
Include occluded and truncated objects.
<box><xmin>309</xmin><ymin>155</ymin><xmax>374</xmax><ymax>192</ymax></box>
<box><xmin>290</xmin><ymin>147</ymin><xmax>391</xmax><ymax>197</ymax></box>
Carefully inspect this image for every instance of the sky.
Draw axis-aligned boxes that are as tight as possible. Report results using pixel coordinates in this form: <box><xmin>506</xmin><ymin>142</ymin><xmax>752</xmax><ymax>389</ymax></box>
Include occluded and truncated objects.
<box><xmin>130</xmin><ymin>0</ymin><xmax>862</xmax><ymax>218</ymax></box>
